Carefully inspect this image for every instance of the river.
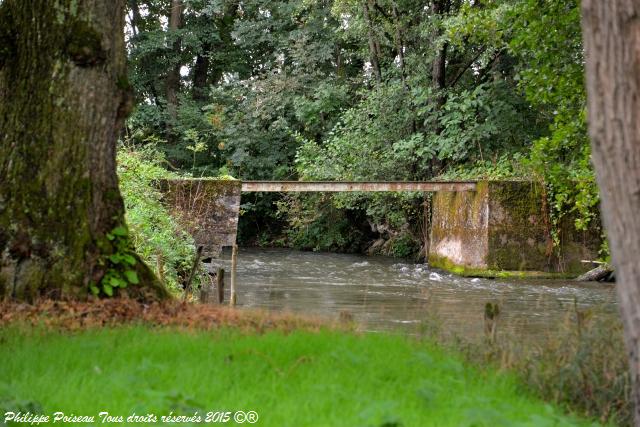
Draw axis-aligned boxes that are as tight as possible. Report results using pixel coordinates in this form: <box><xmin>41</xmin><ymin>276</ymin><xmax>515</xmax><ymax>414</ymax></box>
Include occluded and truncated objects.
<box><xmin>209</xmin><ymin>248</ymin><xmax>617</xmax><ymax>340</ymax></box>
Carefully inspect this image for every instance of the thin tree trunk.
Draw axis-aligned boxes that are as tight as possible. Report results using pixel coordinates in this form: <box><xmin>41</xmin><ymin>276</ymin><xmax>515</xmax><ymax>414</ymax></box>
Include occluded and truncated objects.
<box><xmin>431</xmin><ymin>0</ymin><xmax>448</xmax><ymax>110</ymax></box>
<box><xmin>392</xmin><ymin>2</ymin><xmax>407</xmax><ymax>86</ymax></box>
<box><xmin>208</xmin><ymin>1</ymin><xmax>239</xmax><ymax>87</ymax></box>
<box><xmin>128</xmin><ymin>0</ymin><xmax>142</xmax><ymax>37</ymax></box>
<box><xmin>166</xmin><ymin>0</ymin><xmax>183</xmax><ymax>124</ymax></box>
<box><xmin>362</xmin><ymin>0</ymin><xmax>381</xmax><ymax>84</ymax></box>
<box><xmin>430</xmin><ymin>0</ymin><xmax>449</xmax><ymax>176</ymax></box>
<box><xmin>581</xmin><ymin>1</ymin><xmax>640</xmax><ymax>423</ymax></box>
<box><xmin>391</xmin><ymin>2</ymin><xmax>416</xmax><ymax>134</ymax></box>
<box><xmin>0</xmin><ymin>0</ymin><xmax>167</xmax><ymax>301</ymax></box>
<box><xmin>432</xmin><ymin>43</ymin><xmax>447</xmax><ymax>103</ymax></box>
<box><xmin>192</xmin><ymin>42</ymin><xmax>211</xmax><ymax>102</ymax></box>
<box><xmin>336</xmin><ymin>45</ymin><xmax>344</xmax><ymax>78</ymax></box>
<box><xmin>128</xmin><ymin>11</ymin><xmax>138</xmax><ymax>38</ymax></box>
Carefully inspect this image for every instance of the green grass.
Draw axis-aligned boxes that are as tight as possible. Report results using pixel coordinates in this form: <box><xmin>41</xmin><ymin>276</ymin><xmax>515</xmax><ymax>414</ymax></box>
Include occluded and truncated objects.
<box><xmin>0</xmin><ymin>327</ymin><xmax>601</xmax><ymax>427</ymax></box>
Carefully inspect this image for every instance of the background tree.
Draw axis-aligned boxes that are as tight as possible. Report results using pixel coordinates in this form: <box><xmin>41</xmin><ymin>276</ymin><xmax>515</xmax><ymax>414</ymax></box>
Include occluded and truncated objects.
<box><xmin>0</xmin><ymin>0</ymin><xmax>167</xmax><ymax>300</ymax></box>
<box><xmin>581</xmin><ymin>1</ymin><xmax>640</xmax><ymax>423</ymax></box>
<box><xmin>165</xmin><ymin>0</ymin><xmax>184</xmax><ymax>131</ymax></box>
<box><xmin>123</xmin><ymin>0</ymin><xmax>603</xmax><ymax>260</ymax></box>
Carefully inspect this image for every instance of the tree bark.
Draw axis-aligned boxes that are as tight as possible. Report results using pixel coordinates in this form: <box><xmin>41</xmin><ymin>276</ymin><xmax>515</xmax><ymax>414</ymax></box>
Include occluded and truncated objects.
<box><xmin>165</xmin><ymin>0</ymin><xmax>183</xmax><ymax>122</ymax></box>
<box><xmin>431</xmin><ymin>0</ymin><xmax>448</xmax><ymax>110</ymax></box>
<box><xmin>210</xmin><ymin>0</ymin><xmax>240</xmax><ymax>87</ymax></box>
<box><xmin>128</xmin><ymin>0</ymin><xmax>143</xmax><ymax>37</ymax></box>
<box><xmin>0</xmin><ymin>0</ymin><xmax>167</xmax><ymax>301</ymax></box>
<box><xmin>362</xmin><ymin>0</ymin><xmax>381</xmax><ymax>84</ymax></box>
<box><xmin>391</xmin><ymin>2</ymin><xmax>407</xmax><ymax>86</ymax></box>
<box><xmin>429</xmin><ymin>0</ymin><xmax>449</xmax><ymax>176</ymax></box>
<box><xmin>192</xmin><ymin>0</ymin><xmax>238</xmax><ymax>102</ymax></box>
<box><xmin>575</xmin><ymin>264</ymin><xmax>614</xmax><ymax>282</ymax></box>
<box><xmin>432</xmin><ymin>43</ymin><xmax>447</xmax><ymax>103</ymax></box>
<box><xmin>192</xmin><ymin>42</ymin><xmax>211</xmax><ymax>102</ymax></box>
<box><xmin>581</xmin><ymin>1</ymin><xmax>640</xmax><ymax>423</ymax></box>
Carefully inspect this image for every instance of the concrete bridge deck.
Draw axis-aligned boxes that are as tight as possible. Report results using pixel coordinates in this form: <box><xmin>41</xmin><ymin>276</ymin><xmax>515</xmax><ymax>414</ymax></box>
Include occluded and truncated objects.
<box><xmin>241</xmin><ymin>181</ymin><xmax>477</xmax><ymax>192</ymax></box>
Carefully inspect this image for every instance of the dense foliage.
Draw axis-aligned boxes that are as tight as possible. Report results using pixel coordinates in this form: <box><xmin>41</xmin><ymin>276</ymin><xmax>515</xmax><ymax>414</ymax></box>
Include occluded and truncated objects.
<box><xmin>117</xmin><ymin>145</ymin><xmax>197</xmax><ymax>293</ymax></box>
<box><xmin>124</xmin><ymin>0</ymin><xmax>599</xmax><ymax>258</ymax></box>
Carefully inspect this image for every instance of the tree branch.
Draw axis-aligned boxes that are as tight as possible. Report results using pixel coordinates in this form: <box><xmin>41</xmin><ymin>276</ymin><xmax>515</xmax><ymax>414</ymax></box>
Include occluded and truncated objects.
<box><xmin>447</xmin><ymin>47</ymin><xmax>486</xmax><ymax>88</ymax></box>
<box><xmin>477</xmin><ymin>49</ymin><xmax>504</xmax><ymax>83</ymax></box>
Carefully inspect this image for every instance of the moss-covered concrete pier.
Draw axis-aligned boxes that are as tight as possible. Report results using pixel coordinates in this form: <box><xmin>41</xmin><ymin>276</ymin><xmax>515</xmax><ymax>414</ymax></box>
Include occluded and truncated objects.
<box><xmin>428</xmin><ymin>181</ymin><xmax>601</xmax><ymax>278</ymax></box>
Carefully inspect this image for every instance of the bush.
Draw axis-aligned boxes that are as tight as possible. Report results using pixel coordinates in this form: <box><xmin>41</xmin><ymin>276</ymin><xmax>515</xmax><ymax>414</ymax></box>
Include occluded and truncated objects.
<box><xmin>388</xmin><ymin>233</ymin><xmax>421</xmax><ymax>259</ymax></box>
<box><xmin>274</xmin><ymin>194</ymin><xmax>373</xmax><ymax>253</ymax></box>
<box><xmin>117</xmin><ymin>145</ymin><xmax>196</xmax><ymax>293</ymax></box>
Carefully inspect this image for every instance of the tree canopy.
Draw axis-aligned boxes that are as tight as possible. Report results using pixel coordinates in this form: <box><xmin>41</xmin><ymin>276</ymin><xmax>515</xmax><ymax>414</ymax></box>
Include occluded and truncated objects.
<box><xmin>124</xmin><ymin>0</ymin><xmax>598</xmax><ymax>257</ymax></box>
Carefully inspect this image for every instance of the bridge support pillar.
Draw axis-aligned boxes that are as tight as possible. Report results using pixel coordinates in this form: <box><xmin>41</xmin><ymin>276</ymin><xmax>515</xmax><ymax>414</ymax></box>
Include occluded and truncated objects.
<box><xmin>159</xmin><ymin>179</ymin><xmax>242</xmax><ymax>259</ymax></box>
<box><xmin>428</xmin><ymin>181</ymin><xmax>602</xmax><ymax>278</ymax></box>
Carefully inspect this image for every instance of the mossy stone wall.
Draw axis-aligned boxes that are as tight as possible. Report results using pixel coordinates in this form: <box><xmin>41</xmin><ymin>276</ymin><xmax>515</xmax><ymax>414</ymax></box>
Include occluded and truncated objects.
<box><xmin>159</xmin><ymin>179</ymin><xmax>241</xmax><ymax>258</ymax></box>
<box><xmin>486</xmin><ymin>181</ymin><xmax>551</xmax><ymax>271</ymax></box>
<box><xmin>429</xmin><ymin>181</ymin><xmax>601</xmax><ymax>278</ymax></box>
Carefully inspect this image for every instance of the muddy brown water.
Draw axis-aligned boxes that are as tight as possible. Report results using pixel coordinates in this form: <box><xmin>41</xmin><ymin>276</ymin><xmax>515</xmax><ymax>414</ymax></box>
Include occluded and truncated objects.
<box><xmin>207</xmin><ymin>248</ymin><xmax>618</xmax><ymax>340</ymax></box>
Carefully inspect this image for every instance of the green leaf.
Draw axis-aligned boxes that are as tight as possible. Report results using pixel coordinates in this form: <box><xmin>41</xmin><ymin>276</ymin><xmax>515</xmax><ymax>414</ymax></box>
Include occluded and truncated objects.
<box><xmin>124</xmin><ymin>270</ymin><xmax>139</xmax><ymax>284</ymax></box>
<box><xmin>109</xmin><ymin>276</ymin><xmax>127</xmax><ymax>288</ymax></box>
<box><xmin>90</xmin><ymin>285</ymin><xmax>100</xmax><ymax>295</ymax></box>
<box><xmin>109</xmin><ymin>254</ymin><xmax>122</xmax><ymax>264</ymax></box>
<box><xmin>111</xmin><ymin>226</ymin><xmax>128</xmax><ymax>237</ymax></box>
<box><xmin>122</xmin><ymin>254</ymin><xmax>137</xmax><ymax>266</ymax></box>
<box><xmin>103</xmin><ymin>284</ymin><xmax>114</xmax><ymax>297</ymax></box>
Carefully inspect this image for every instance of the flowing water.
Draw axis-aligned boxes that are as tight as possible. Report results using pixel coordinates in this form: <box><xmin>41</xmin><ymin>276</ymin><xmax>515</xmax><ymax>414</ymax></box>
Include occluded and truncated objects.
<box><xmin>208</xmin><ymin>248</ymin><xmax>617</xmax><ymax>340</ymax></box>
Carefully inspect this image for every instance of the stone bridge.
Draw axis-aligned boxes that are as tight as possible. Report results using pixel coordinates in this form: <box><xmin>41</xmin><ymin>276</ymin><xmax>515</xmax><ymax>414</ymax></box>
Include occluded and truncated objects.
<box><xmin>159</xmin><ymin>179</ymin><xmax>600</xmax><ymax>278</ymax></box>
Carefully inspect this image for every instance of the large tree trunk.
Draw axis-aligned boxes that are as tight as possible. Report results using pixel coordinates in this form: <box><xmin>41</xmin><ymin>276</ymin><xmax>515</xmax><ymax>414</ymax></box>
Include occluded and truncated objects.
<box><xmin>165</xmin><ymin>0</ymin><xmax>183</xmax><ymax>123</ymax></box>
<box><xmin>581</xmin><ymin>1</ymin><xmax>640</xmax><ymax>423</ymax></box>
<box><xmin>0</xmin><ymin>0</ymin><xmax>167</xmax><ymax>301</ymax></box>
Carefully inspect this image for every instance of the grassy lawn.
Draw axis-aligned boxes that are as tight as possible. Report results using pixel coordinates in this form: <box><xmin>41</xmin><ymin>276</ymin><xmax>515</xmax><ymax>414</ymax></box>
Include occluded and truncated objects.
<box><xmin>0</xmin><ymin>326</ymin><xmax>600</xmax><ymax>426</ymax></box>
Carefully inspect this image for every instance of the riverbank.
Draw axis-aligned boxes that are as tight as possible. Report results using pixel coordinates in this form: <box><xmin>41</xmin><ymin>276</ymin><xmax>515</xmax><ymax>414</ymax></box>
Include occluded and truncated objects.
<box><xmin>0</xmin><ymin>299</ymin><xmax>609</xmax><ymax>427</ymax></box>
<box><xmin>1</xmin><ymin>326</ymin><xmax>600</xmax><ymax>426</ymax></box>
<box><xmin>0</xmin><ymin>299</ymin><xmax>327</xmax><ymax>333</ymax></box>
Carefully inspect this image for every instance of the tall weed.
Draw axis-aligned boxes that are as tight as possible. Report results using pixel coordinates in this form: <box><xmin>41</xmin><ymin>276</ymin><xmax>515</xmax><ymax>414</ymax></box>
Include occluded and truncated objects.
<box><xmin>421</xmin><ymin>302</ymin><xmax>630</xmax><ymax>425</ymax></box>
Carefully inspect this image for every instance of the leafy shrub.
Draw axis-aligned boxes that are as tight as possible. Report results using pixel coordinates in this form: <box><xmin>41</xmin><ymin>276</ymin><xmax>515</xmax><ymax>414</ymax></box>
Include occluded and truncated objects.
<box><xmin>436</xmin><ymin>153</ymin><xmax>531</xmax><ymax>181</ymax></box>
<box><xmin>92</xmin><ymin>225</ymin><xmax>141</xmax><ymax>297</ymax></box>
<box><xmin>275</xmin><ymin>194</ymin><xmax>372</xmax><ymax>253</ymax></box>
<box><xmin>117</xmin><ymin>145</ymin><xmax>196</xmax><ymax>293</ymax></box>
<box><xmin>387</xmin><ymin>233</ymin><xmax>421</xmax><ymax>259</ymax></box>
